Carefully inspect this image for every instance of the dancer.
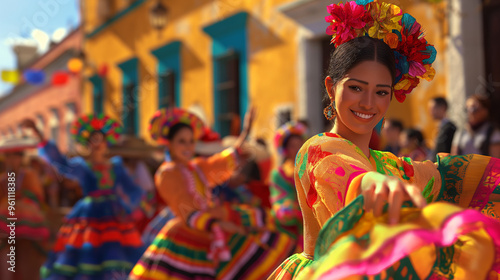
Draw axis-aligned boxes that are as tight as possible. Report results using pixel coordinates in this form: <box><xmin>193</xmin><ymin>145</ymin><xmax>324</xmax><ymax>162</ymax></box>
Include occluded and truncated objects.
<box><xmin>130</xmin><ymin>107</ymin><xmax>295</xmax><ymax>280</ymax></box>
<box><xmin>269</xmin><ymin>1</ymin><xmax>500</xmax><ymax>279</ymax></box>
<box><xmin>0</xmin><ymin>139</ymin><xmax>49</xmax><ymax>280</ymax></box>
<box><xmin>269</xmin><ymin>121</ymin><xmax>306</xmax><ymax>252</ymax></box>
<box><xmin>23</xmin><ymin>114</ymin><xmax>145</xmax><ymax>280</ymax></box>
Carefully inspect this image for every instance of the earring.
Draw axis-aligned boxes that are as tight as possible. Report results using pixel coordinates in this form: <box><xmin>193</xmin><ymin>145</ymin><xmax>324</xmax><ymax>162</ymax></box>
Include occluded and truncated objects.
<box><xmin>323</xmin><ymin>102</ymin><xmax>336</xmax><ymax>120</ymax></box>
<box><xmin>381</xmin><ymin>118</ymin><xmax>385</xmax><ymax>130</ymax></box>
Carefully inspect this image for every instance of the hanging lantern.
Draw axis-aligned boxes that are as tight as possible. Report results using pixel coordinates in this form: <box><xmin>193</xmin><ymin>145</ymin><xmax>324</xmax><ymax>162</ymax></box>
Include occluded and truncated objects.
<box><xmin>23</xmin><ymin>69</ymin><xmax>45</xmax><ymax>85</ymax></box>
<box><xmin>67</xmin><ymin>58</ymin><xmax>83</xmax><ymax>73</ymax></box>
<box><xmin>52</xmin><ymin>71</ymin><xmax>69</xmax><ymax>86</ymax></box>
<box><xmin>149</xmin><ymin>1</ymin><xmax>168</xmax><ymax>32</ymax></box>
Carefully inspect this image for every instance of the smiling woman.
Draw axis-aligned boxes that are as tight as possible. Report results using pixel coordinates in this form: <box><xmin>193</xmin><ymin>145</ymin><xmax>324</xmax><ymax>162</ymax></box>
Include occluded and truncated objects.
<box><xmin>268</xmin><ymin>1</ymin><xmax>500</xmax><ymax>280</ymax></box>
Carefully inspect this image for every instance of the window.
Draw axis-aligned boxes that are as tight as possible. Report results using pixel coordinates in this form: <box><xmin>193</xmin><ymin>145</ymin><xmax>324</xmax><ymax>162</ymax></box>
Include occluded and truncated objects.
<box><xmin>65</xmin><ymin>103</ymin><xmax>77</xmax><ymax>152</ymax></box>
<box><xmin>215</xmin><ymin>51</ymin><xmax>240</xmax><ymax>137</ymax></box>
<box><xmin>94</xmin><ymin>85</ymin><xmax>104</xmax><ymax>115</ymax></box>
<box><xmin>276</xmin><ymin>107</ymin><xmax>292</xmax><ymax>128</ymax></box>
<box><xmin>123</xmin><ymin>82</ymin><xmax>138</xmax><ymax>135</ymax></box>
<box><xmin>152</xmin><ymin>41</ymin><xmax>182</xmax><ymax>109</ymax></box>
<box><xmin>36</xmin><ymin>115</ymin><xmax>45</xmax><ymax>135</ymax></box>
<box><xmin>16</xmin><ymin>125</ymin><xmax>23</xmax><ymax>138</ymax></box>
<box><xmin>159</xmin><ymin>71</ymin><xmax>175</xmax><ymax>109</ymax></box>
<box><xmin>118</xmin><ymin>57</ymin><xmax>139</xmax><ymax>136</ymax></box>
<box><xmin>90</xmin><ymin>76</ymin><xmax>104</xmax><ymax>115</ymax></box>
<box><xmin>49</xmin><ymin>109</ymin><xmax>60</xmax><ymax>144</ymax></box>
<box><xmin>203</xmin><ymin>12</ymin><xmax>249</xmax><ymax>137</ymax></box>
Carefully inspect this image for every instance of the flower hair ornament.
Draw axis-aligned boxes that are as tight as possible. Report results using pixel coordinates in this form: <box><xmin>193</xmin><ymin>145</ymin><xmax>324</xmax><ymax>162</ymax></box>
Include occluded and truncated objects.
<box><xmin>325</xmin><ymin>0</ymin><xmax>437</xmax><ymax>102</ymax></box>
<box><xmin>71</xmin><ymin>113</ymin><xmax>122</xmax><ymax>145</ymax></box>
<box><xmin>274</xmin><ymin>121</ymin><xmax>308</xmax><ymax>155</ymax></box>
<box><xmin>148</xmin><ymin>107</ymin><xmax>205</xmax><ymax>145</ymax></box>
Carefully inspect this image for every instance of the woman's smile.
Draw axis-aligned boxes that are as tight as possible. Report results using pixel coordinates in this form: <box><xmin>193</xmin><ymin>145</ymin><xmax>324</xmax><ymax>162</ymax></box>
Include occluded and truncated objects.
<box><xmin>351</xmin><ymin>110</ymin><xmax>376</xmax><ymax>121</ymax></box>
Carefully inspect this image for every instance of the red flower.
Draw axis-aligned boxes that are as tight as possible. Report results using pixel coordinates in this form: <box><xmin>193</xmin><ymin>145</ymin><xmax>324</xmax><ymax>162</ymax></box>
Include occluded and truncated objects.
<box><xmin>90</xmin><ymin>119</ymin><xmax>104</xmax><ymax>129</ymax></box>
<box><xmin>325</xmin><ymin>2</ymin><xmax>371</xmax><ymax>47</ymax></box>
<box><xmin>394</xmin><ymin>74</ymin><xmax>420</xmax><ymax>103</ymax></box>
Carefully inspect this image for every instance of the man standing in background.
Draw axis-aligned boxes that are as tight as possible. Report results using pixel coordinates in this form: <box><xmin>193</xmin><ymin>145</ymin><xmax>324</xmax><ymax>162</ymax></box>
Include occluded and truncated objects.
<box><xmin>428</xmin><ymin>97</ymin><xmax>457</xmax><ymax>161</ymax></box>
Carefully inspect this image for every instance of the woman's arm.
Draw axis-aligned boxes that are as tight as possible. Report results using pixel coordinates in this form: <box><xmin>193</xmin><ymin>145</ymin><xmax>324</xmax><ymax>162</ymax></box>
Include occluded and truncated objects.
<box><xmin>196</xmin><ymin>107</ymin><xmax>255</xmax><ymax>188</ymax></box>
<box><xmin>112</xmin><ymin>157</ymin><xmax>144</xmax><ymax>211</ymax></box>
<box><xmin>23</xmin><ymin>119</ymin><xmax>85</xmax><ymax>181</ymax></box>
<box><xmin>155</xmin><ymin>163</ymin><xmax>244</xmax><ymax>234</ymax></box>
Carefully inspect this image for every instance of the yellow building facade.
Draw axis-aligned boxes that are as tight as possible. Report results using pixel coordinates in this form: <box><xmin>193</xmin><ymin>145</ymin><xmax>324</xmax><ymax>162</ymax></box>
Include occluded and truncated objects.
<box><xmin>81</xmin><ymin>0</ymin><xmax>451</xmax><ymax>151</ymax></box>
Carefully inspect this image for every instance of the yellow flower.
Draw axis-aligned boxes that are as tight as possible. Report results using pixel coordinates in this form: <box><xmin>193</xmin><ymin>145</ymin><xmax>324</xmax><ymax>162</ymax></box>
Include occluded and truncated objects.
<box><xmin>367</xmin><ymin>2</ymin><xmax>402</xmax><ymax>39</ymax></box>
<box><xmin>422</xmin><ymin>65</ymin><xmax>436</xmax><ymax>81</ymax></box>
<box><xmin>395</xmin><ymin>79</ymin><xmax>411</xmax><ymax>91</ymax></box>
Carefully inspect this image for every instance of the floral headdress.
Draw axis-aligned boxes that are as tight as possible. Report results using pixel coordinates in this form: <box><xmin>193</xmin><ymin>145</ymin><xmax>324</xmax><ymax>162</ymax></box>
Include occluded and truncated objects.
<box><xmin>148</xmin><ymin>107</ymin><xmax>205</xmax><ymax>145</ymax></box>
<box><xmin>71</xmin><ymin>113</ymin><xmax>122</xmax><ymax>145</ymax></box>
<box><xmin>274</xmin><ymin>121</ymin><xmax>307</xmax><ymax>155</ymax></box>
<box><xmin>325</xmin><ymin>0</ymin><xmax>436</xmax><ymax>102</ymax></box>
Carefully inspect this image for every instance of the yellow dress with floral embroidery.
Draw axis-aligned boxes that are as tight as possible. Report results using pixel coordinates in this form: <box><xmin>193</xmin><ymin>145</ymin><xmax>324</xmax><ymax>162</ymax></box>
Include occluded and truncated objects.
<box><xmin>269</xmin><ymin>132</ymin><xmax>500</xmax><ymax>280</ymax></box>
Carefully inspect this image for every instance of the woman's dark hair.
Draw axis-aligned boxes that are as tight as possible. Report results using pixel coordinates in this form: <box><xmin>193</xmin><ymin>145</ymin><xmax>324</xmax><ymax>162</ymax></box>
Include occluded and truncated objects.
<box><xmin>167</xmin><ymin>123</ymin><xmax>193</xmax><ymax>141</ymax></box>
<box><xmin>386</xmin><ymin>118</ymin><xmax>404</xmax><ymax>132</ymax></box>
<box><xmin>432</xmin><ymin>97</ymin><xmax>448</xmax><ymax>110</ymax></box>
<box><xmin>326</xmin><ymin>37</ymin><xmax>396</xmax><ymax>86</ymax></box>
<box><xmin>405</xmin><ymin>128</ymin><xmax>424</xmax><ymax>147</ymax></box>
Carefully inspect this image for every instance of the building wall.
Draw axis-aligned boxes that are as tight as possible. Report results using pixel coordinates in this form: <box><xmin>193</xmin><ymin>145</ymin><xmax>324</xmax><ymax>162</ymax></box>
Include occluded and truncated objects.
<box><xmin>0</xmin><ymin>29</ymin><xmax>82</xmax><ymax>153</ymax></box>
<box><xmin>82</xmin><ymin>0</ymin><xmax>451</xmax><ymax>153</ymax></box>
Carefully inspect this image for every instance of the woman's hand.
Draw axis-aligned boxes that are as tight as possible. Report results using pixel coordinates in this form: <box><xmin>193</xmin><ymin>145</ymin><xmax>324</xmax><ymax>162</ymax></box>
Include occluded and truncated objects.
<box><xmin>361</xmin><ymin>171</ymin><xmax>426</xmax><ymax>224</ymax></box>
<box><xmin>217</xmin><ymin>220</ymin><xmax>246</xmax><ymax>235</ymax></box>
<box><xmin>234</xmin><ymin>107</ymin><xmax>255</xmax><ymax>150</ymax></box>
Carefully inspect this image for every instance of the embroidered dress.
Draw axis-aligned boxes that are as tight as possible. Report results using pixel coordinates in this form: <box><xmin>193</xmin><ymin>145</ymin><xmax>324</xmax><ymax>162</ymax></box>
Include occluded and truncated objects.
<box><xmin>269</xmin><ymin>133</ymin><xmax>500</xmax><ymax>280</ymax></box>
<box><xmin>269</xmin><ymin>160</ymin><xmax>303</xmax><ymax>252</ymax></box>
<box><xmin>130</xmin><ymin>148</ymin><xmax>295</xmax><ymax>280</ymax></box>
<box><xmin>39</xmin><ymin>141</ymin><xmax>145</xmax><ymax>280</ymax></box>
<box><xmin>0</xmin><ymin>169</ymin><xmax>50</xmax><ymax>240</ymax></box>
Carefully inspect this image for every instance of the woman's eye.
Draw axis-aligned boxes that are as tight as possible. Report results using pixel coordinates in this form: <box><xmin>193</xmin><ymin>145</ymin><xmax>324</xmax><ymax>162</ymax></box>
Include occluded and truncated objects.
<box><xmin>349</xmin><ymin>85</ymin><xmax>362</xmax><ymax>92</ymax></box>
<box><xmin>377</xmin><ymin>91</ymin><xmax>390</xmax><ymax>96</ymax></box>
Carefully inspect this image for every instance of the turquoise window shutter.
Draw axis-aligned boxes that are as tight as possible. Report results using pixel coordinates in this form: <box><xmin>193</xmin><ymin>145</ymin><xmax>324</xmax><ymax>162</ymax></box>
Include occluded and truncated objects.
<box><xmin>117</xmin><ymin>57</ymin><xmax>139</xmax><ymax>135</ymax></box>
<box><xmin>203</xmin><ymin>12</ymin><xmax>249</xmax><ymax>137</ymax></box>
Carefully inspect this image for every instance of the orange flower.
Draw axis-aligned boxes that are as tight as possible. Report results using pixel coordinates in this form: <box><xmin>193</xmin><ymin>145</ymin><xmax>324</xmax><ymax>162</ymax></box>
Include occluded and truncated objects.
<box><xmin>422</xmin><ymin>65</ymin><xmax>436</xmax><ymax>81</ymax></box>
<box><xmin>383</xmin><ymin>33</ymin><xmax>399</xmax><ymax>49</ymax></box>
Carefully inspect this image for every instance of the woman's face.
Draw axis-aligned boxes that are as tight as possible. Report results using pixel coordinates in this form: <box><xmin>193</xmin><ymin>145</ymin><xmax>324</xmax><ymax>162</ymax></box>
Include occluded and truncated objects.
<box><xmin>284</xmin><ymin>135</ymin><xmax>304</xmax><ymax>160</ymax></box>
<box><xmin>89</xmin><ymin>132</ymin><xmax>108</xmax><ymax>156</ymax></box>
<box><xmin>168</xmin><ymin>127</ymin><xmax>195</xmax><ymax>164</ymax></box>
<box><xmin>466</xmin><ymin>98</ymin><xmax>489</xmax><ymax>125</ymax></box>
<box><xmin>326</xmin><ymin>60</ymin><xmax>393</xmax><ymax>137</ymax></box>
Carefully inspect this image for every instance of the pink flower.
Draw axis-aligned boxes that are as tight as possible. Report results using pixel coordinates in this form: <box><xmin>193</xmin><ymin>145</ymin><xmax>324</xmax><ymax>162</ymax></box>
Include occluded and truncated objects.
<box><xmin>325</xmin><ymin>2</ymin><xmax>371</xmax><ymax>47</ymax></box>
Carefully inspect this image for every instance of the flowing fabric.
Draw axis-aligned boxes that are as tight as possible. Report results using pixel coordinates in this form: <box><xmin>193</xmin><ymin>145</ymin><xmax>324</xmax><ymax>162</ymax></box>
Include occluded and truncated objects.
<box><xmin>39</xmin><ymin>141</ymin><xmax>145</xmax><ymax>280</ymax></box>
<box><xmin>269</xmin><ymin>132</ymin><xmax>500</xmax><ymax>280</ymax></box>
